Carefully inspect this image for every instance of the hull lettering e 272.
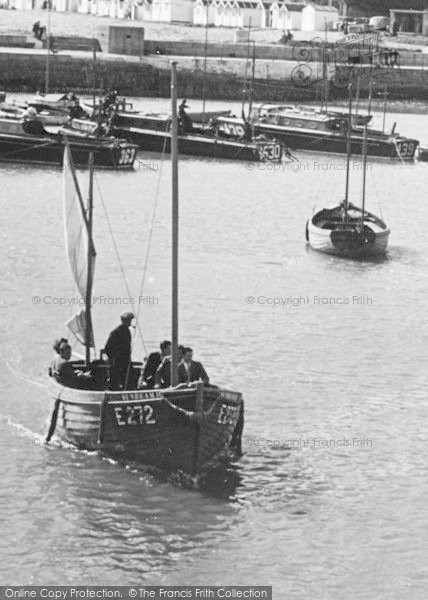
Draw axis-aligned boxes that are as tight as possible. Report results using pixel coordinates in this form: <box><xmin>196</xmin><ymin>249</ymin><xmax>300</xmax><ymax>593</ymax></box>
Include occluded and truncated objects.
<box><xmin>114</xmin><ymin>404</ymin><xmax>157</xmax><ymax>427</ymax></box>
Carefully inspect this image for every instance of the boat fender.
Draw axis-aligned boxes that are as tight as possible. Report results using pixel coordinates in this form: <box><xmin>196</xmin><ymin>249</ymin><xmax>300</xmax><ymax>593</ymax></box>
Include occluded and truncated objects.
<box><xmin>305</xmin><ymin>220</ymin><xmax>309</xmax><ymax>242</ymax></box>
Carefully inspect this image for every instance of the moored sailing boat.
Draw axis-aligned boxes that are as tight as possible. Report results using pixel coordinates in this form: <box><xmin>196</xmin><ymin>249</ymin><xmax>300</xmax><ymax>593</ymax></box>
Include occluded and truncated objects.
<box><xmin>306</xmin><ymin>89</ymin><xmax>390</xmax><ymax>259</ymax></box>
<box><xmin>46</xmin><ymin>62</ymin><xmax>244</xmax><ymax>477</ymax></box>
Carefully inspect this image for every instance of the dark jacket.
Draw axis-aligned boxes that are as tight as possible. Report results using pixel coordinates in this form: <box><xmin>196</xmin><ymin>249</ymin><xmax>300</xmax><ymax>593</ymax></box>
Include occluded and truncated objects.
<box><xmin>51</xmin><ymin>357</ymin><xmax>86</xmax><ymax>389</ymax></box>
<box><xmin>177</xmin><ymin>360</ymin><xmax>209</xmax><ymax>385</ymax></box>
<box><xmin>139</xmin><ymin>351</ymin><xmax>162</xmax><ymax>387</ymax></box>
<box><xmin>104</xmin><ymin>324</ymin><xmax>131</xmax><ymax>361</ymax></box>
<box><xmin>155</xmin><ymin>355</ymin><xmax>172</xmax><ymax>388</ymax></box>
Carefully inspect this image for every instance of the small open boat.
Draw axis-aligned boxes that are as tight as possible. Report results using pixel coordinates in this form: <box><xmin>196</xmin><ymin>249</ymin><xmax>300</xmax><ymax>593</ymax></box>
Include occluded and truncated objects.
<box><xmin>307</xmin><ymin>202</ymin><xmax>390</xmax><ymax>258</ymax></box>
<box><xmin>306</xmin><ymin>88</ymin><xmax>390</xmax><ymax>259</ymax></box>
<box><xmin>46</xmin><ymin>63</ymin><xmax>244</xmax><ymax>478</ymax></box>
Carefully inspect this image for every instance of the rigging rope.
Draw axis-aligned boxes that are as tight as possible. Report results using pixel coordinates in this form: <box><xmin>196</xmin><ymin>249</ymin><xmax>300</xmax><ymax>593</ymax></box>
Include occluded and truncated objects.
<box><xmin>94</xmin><ymin>174</ymin><xmax>147</xmax><ymax>356</ymax></box>
<box><xmin>136</xmin><ymin>125</ymin><xmax>170</xmax><ymax>326</ymax></box>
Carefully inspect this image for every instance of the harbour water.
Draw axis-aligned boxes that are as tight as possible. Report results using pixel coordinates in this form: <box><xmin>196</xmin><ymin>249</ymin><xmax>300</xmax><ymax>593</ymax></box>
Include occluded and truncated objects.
<box><xmin>0</xmin><ymin>100</ymin><xmax>427</xmax><ymax>597</ymax></box>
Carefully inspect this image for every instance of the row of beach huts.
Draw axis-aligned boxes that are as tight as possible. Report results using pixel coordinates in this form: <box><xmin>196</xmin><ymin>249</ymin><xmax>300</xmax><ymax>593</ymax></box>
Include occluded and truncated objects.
<box><xmin>4</xmin><ymin>0</ymin><xmax>340</xmax><ymax>30</ymax></box>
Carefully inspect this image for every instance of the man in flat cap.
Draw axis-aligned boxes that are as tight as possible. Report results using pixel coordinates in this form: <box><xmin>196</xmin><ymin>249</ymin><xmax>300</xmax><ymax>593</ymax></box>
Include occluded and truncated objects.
<box><xmin>104</xmin><ymin>311</ymin><xmax>134</xmax><ymax>390</ymax></box>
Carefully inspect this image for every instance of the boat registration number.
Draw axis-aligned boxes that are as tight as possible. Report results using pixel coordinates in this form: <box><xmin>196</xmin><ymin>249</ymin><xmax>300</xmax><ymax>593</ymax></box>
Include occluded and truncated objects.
<box><xmin>114</xmin><ymin>404</ymin><xmax>156</xmax><ymax>426</ymax></box>
<box><xmin>119</xmin><ymin>147</ymin><xmax>136</xmax><ymax>165</ymax></box>
<box><xmin>397</xmin><ymin>142</ymin><xmax>415</xmax><ymax>158</ymax></box>
<box><xmin>217</xmin><ymin>403</ymin><xmax>239</xmax><ymax>425</ymax></box>
<box><xmin>258</xmin><ymin>143</ymin><xmax>282</xmax><ymax>162</ymax></box>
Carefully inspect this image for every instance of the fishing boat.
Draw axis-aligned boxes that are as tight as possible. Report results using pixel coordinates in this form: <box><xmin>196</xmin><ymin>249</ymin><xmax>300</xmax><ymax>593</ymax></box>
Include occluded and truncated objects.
<box><xmin>46</xmin><ymin>62</ymin><xmax>244</xmax><ymax>478</ymax></box>
<box><xmin>81</xmin><ymin>92</ymin><xmax>284</xmax><ymax>163</ymax></box>
<box><xmin>249</xmin><ymin>103</ymin><xmax>418</xmax><ymax>161</ymax></box>
<box><xmin>0</xmin><ymin>115</ymin><xmax>137</xmax><ymax>169</ymax></box>
<box><xmin>306</xmin><ymin>90</ymin><xmax>390</xmax><ymax>258</ymax></box>
<box><xmin>111</xmin><ymin>111</ymin><xmax>284</xmax><ymax>163</ymax></box>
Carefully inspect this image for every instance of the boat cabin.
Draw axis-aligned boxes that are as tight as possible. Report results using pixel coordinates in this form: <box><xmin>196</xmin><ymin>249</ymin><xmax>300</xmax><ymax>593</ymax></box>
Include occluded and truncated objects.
<box><xmin>249</xmin><ymin>104</ymin><xmax>343</xmax><ymax>132</ymax></box>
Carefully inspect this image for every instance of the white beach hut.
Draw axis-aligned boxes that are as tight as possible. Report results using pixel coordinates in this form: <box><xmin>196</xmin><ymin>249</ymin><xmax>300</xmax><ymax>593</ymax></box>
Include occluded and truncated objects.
<box><xmin>77</xmin><ymin>0</ymin><xmax>92</xmax><ymax>14</ymax></box>
<box><xmin>152</xmin><ymin>0</ymin><xmax>193</xmax><ymax>23</ymax></box>
<box><xmin>193</xmin><ymin>0</ymin><xmax>216</xmax><ymax>26</ymax></box>
<box><xmin>269</xmin><ymin>2</ymin><xmax>305</xmax><ymax>30</ymax></box>
<box><xmin>132</xmin><ymin>0</ymin><xmax>153</xmax><ymax>21</ymax></box>
<box><xmin>239</xmin><ymin>0</ymin><xmax>265</xmax><ymax>28</ymax></box>
<box><xmin>301</xmin><ymin>3</ymin><xmax>339</xmax><ymax>32</ymax></box>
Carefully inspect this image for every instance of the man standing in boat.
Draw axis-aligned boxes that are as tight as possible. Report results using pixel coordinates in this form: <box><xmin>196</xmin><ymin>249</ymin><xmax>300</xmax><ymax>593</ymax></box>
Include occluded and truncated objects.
<box><xmin>103</xmin><ymin>311</ymin><xmax>134</xmax><ymax>390</ymax></box>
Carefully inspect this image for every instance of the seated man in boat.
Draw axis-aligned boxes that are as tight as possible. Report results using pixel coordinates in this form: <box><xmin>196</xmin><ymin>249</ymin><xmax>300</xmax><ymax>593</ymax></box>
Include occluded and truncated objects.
<box><xmin>21</xmin><ymin>107</ymin><xmax>46</xmax><ymax>136</ymax></box>
<box><xmin>138</xmin><ymin>340</ymin><xmax>171</xmax><ymax>389</ymax></box>
<box><xmin>178</xmin><ymin>99</ymin><xmax>193</xmax><ymax>134</ymax></box>
<box><xmin>177</xmin><ymin>347</ymin><xmax>209</xmax><ymax>385</ymax></box>
<box><xmin>103</xmin><ymin>311</ymin><xmax>134</xmax><ymax>390</ymax></box>
<box><xmin>69</xmin><ymin>100</ymin><xmax>88</xmax><ymax>121</ymax></box>
<box><xmin>50</xmin><ymin>339</ymin><xmax>93</xmax><ymax>389</ymax></box>
<box><xmin>154</xmin><ymin>345</ymin><xmax>185</xmax><ymax>388</ymax></box>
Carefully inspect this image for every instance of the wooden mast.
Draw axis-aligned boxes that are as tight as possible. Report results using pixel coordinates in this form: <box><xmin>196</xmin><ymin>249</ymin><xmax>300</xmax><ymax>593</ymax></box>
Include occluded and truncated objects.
<box><xmin>343</xmin><ymin>85</ymin><xmax>353</xmax><ymax>222</ymax></box>
<box><xmin>85</xmin><ymin>153</ymin><xmax>95</xmax><ymax>366</ymax></box>
<box><xmin>202</xmin><ymin>2</ymin><xmax>209</xmax><ymax>122</ymax></box>
<box><xmin>241</xmin><ymin>19</ymin><xmax>252</xmax><ymax>119</ymax></box>
<box><xmin>171</xmin><ymin>61</ymin><xmax>179</xmax><ymax>387</ymax></box>
<box><xmin>45</xmin><ymin>2</ymin><xmax>51</xmax><ymax>93</ymax></box>
<box><xmin>360</xmin><ymin>124</ymin><xmax>368</xmax><ymax>227</ymax></box>
<box><xmin>247</xmin><ymin>41</ymin><xmax>256</xmax><ymax>121</ymax></box>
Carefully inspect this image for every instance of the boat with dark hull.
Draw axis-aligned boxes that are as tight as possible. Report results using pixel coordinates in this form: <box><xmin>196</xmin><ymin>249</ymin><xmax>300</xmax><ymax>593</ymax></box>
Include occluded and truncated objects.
<box><xmin>0</xmin><ymin>117</ymin><xmax>137</xmax><ymax>169</ymax></box>
<box><xmin>47</xmin><ymin>379</ymin><xmax>243</xmax><ymax>476</ymax></box>
<box><xmin>46</xmin><ymin>63</ymin><xmax>244</xmax><ymax>478</ymax></box>
<box><xmin>81</xmin><ymin>98</ymin><xmax>284</xmax><ymax>163</ymax></box>
<box><xmin>249</xmin><ymin>104</ymin><xmax>418</xmax><ymax>161</ymax></box>
<box><xmin>111</xmin><ymin>112</ymin><xmax>284</xmax><ymax>163</ymax></box>
<box><xmin>306</xmin><ymin>92</ymin><xmax>390</xmax><ymax>259</ymax></box>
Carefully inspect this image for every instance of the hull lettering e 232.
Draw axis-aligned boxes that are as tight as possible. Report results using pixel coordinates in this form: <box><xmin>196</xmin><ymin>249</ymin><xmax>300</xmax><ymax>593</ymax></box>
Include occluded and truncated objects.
<box><xmin>114</xmin><ymin>404</ymin><xmax>157</xmax><ymax>427</ymax></box>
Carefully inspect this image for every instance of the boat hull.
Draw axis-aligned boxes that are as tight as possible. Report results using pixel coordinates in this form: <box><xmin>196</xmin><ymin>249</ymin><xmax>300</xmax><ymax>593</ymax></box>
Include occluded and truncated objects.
<box><xmin>307</xmin><ymin>205</ymin><xmax>390</xmax><ymax>258</ymax></box>
<box><xmin>0</xmin><ymin>132</ymin><xmax>137</xmax><ymax>169</ymax></box>
<box><xmin>253</xmin><ymin>123</ymin><xmax>418</xmax><ymax>161</ymax></box>
<box><xmin>47</xmin><ymin>381</ymin><xmax>244</xmax><ymax>476</ymax></box>
<box><xmin>113</xmin><ymin>125</ymin><xmax>281</xmax><ymax>163</ymax></box>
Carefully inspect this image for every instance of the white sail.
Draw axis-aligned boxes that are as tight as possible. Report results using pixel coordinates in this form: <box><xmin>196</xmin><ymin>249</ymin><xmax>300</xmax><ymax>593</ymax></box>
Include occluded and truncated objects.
<box><xmin>62</xmin><ymin>146</ymin><xmax>96</xmax><ymax>346</ymax></box>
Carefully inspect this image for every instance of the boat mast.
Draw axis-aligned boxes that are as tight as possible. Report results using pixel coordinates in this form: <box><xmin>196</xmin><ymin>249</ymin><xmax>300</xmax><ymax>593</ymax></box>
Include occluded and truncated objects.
<box><xmin>248</xmin><ymin>42</ymin><xmax>256</xmax><ymax>120</ymax></box>
<box><xmin>171</xmin><ymin>61</ymin><xmax>179</xmax><ymax>387</ymax></box>
<box><xmin>44</xmin><ymin>2</ymin><xmax>51</xmax><ymax>93</ymax></box>
<box><xmin>202</xmin><ymin>2</ymin><xmax>209</xmax><ymax>123</ymax></box>
<box><xmin>85</xmin><ymin>152</ymin><xmax>95</xmax><ymax>366</ymax></box>
<box><xmin>241</xmin><ymin>19</ymin><xmax>252</xmax><ymax>119</ymax></box>
<box><xmin>360</xmin><ymin>124</ymin><xmax>368</xmax><ymax>227</ymax></box>
<box><xmin>367</xmin><ymin>79</ymin><xmax>373</xmax><ymax>116</ymax></box>
<box><xmin>382</xmin><ymin>84</ymin><xmax>388</xmax><ymax>133</ymax></box>
<box><xmin>322</xmin><ymin>20</ymin><xmax>329</xmax><ymax>112</ymax></box>
<box><xmin>343</xmin><ymin>85</ymin><xmax>353</xmax><ymax>221</ymax></box>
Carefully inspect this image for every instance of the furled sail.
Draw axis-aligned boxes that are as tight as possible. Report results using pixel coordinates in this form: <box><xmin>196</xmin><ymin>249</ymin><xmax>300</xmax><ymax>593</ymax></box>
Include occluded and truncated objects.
<box><xmin>63</xmin><ymin>145</ymin><xmax>96</xmax><ymax>346</ymax></box>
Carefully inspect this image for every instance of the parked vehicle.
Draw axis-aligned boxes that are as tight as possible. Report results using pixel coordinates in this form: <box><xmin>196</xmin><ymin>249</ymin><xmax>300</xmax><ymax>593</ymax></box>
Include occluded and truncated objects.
<box><xmin>369</xmin><ymin>16</ymin><xmax>390</xmax><ymax>32</ymax></box>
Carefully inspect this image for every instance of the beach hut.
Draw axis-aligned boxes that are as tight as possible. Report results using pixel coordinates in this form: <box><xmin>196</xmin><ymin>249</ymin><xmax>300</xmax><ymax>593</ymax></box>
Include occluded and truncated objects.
<box><xmin>132</xmin><ymin>0</ymin><xmax>153</xmax><ymax>21</ymax></box>
<box><xmin>301</xmin><ymin>3</ymin><xmax>339</xmax><ymax>32</ymax></box>
<box><xmin>239</xmin><ymin>0</ymin><xmax>264</xmax><ymax>28</ymax></box>
<box><xmin>77</xmin><ymin>0</ymin><xmax>92</xmax><ymax>13</ymax></box>
<box><xmin>193</xmin><ymin>0</ymin><xmax>216</xmax><ymax>26</ymax></box>
<box><xmin>152</xmin><ymin>0</ymin><xmax>193</xmax><ymax>23</ymax></box>
<box><xmin>266</xmin><ymin>2</ymin><xmax>305</xmax><ymax>31</ymax></box>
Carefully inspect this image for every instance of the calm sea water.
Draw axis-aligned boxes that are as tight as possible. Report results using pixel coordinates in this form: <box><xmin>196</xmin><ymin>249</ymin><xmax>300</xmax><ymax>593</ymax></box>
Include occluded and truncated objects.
<box><xmin>0</xmin><ymin>100</ymin><xmax>427</xmax><ymax>597</ymax></box>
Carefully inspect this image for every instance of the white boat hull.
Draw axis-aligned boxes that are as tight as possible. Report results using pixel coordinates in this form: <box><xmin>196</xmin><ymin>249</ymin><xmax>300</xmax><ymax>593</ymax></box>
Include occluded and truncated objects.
<box><xmin>307</xmin><ymin>204</ymin><xmax>390</xmax><ymax>258</ymax></box>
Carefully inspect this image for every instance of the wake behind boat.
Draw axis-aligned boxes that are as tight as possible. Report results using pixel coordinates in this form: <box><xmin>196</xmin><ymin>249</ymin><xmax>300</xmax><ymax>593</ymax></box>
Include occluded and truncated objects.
<box><xmin>46</xmin><ymin>63</ymin><xmax>244</xmax><ymax>478</ymax></box>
